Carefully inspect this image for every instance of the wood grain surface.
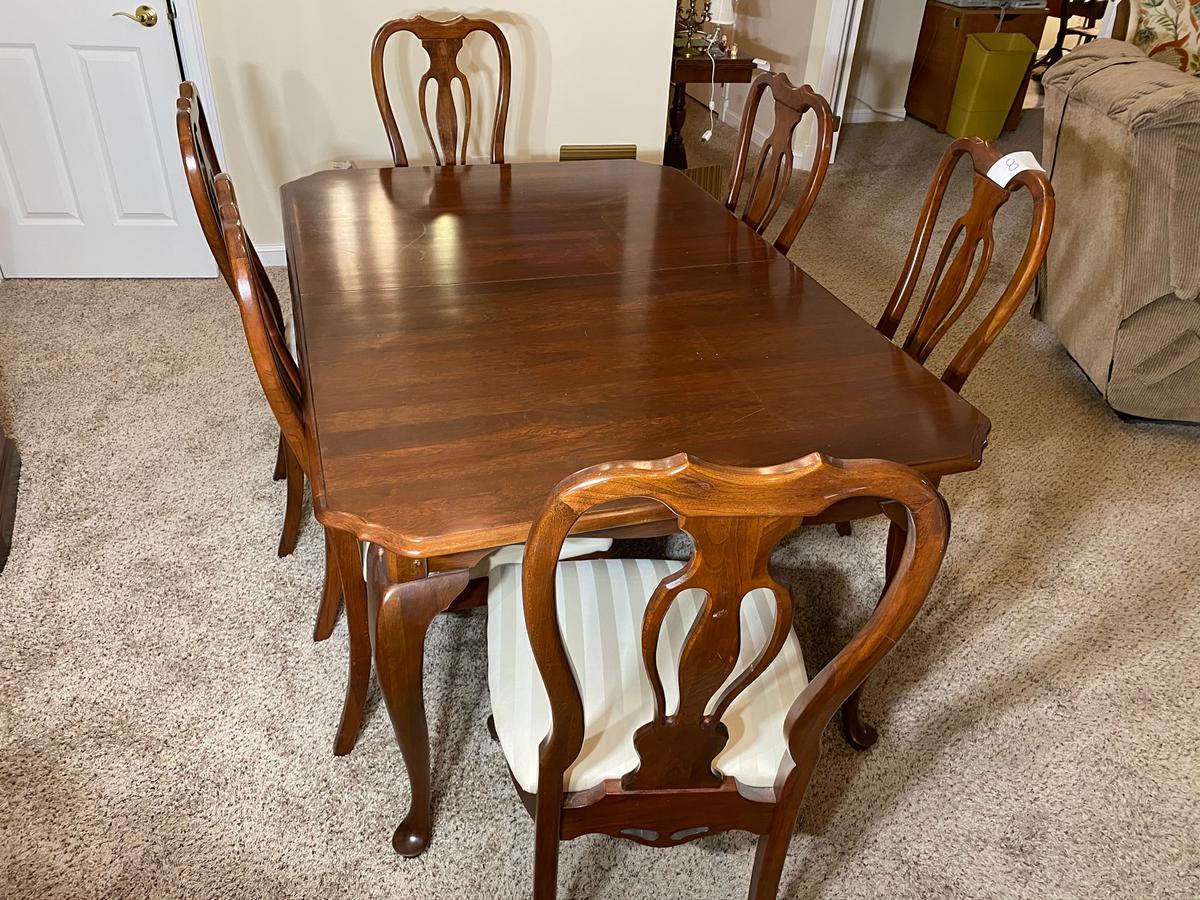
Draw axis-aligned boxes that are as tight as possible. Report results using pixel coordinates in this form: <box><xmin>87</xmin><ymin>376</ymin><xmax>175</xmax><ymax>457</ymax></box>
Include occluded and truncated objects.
<box><xmin>281</xmin><ymin>160</ymin><xmax>991</xmax><ymax>558</ymax></box>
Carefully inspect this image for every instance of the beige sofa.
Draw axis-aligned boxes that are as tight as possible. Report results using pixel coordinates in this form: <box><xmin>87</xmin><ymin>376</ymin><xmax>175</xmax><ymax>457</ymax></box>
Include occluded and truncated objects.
<box><xmin>1038</xmin><ymin>39</ymin><xmax>1200</xmax><ymax>422</ymax></box>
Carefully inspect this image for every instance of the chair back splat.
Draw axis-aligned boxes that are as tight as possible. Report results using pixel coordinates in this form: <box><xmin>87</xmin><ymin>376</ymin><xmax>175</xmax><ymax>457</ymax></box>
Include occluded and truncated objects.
<box><xmin>879</xmin><ymin>137</ymin><xmax>1055</xmax><ymax>394</ymax></box>
<box><xmin>371</xmin><ymin>15</ymin><xmax>512</xmax><ymax>167</ymax></box>
<box><xmin>725</xmin><ymin>72</ymin><xmax>834</xmax><ymax>255</ymax></box>
<box><xmin>513</xmin><ymin>452</ymin><xmax>950</xmax><ymax>900</ymax></box>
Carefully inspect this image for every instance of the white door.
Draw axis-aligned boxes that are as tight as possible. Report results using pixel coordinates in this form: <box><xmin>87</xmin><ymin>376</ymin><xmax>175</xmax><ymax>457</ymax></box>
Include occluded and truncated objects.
<box><xmin>0</xmin><ymin>1</ymin><xmax>214</xmax><ymax>277</ymax></box>
<box><xmin>816</xmin><ymin>0</ymin><xmax>866</xmax><ymax>164</ymax></box>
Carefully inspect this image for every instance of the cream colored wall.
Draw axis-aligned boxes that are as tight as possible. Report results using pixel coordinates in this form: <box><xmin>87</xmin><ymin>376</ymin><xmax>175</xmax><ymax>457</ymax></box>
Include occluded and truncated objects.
<box><xmin>689</xmin><ymin>0</ymin><xmax>833</xmax><ymax>162</ymax></box>
<box><xmin>198</xmin><ymin>3</ymin><xmax>677</xmax><ymax>244</ymax></box>
<box><xmin>844</xmin><ymin>0</ymin><xmax>924</xmax><ymax>123</ymax></box>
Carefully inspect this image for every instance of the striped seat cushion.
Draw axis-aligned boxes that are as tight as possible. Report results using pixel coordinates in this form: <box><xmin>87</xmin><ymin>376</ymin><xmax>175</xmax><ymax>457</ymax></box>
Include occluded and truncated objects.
<box><xmin>359</xmin><ymin>537</ymin><xmax>613</xmax><ymax>581</ymax></box>
<box><xmin>474</xmin><ymin>538</ymin><xmax>612</xmax><ymax>577</ymax></box>
<box><xmin>487</xmin><ymin>558</ymin><xmax>809</xmax><ymax>794</ymax></box>
<box><xmin>284</xmin><ymin>317</ymin><xmax>297</xmax><ymax>362</ymax></box>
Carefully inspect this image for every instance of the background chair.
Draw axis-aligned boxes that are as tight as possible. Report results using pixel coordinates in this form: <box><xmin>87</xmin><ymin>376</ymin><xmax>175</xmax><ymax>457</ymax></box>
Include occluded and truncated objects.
<box><xmin>837</xmin><ymin>136</ymin><xmax>1053</xmax><ymax>749</ymax></box>
<box><xmin>176</xmin><ymin>82</ymin><xmax>334</xmax><ymax>622</ymax></box>
<box><xmin>1034</xmin><ymin>1</ymin><xmax>1112</xmax><ymax>72</ymax></box>
<box><xmin>725</xmin><ymin>73</ymin><xmax>834</xmax><ymax>255</ymax></box>
<box><xmin>371</xmin><ymin>15</ymin><xmax>512</xmax><ymax>166</ymax></box>
<box><xmin>488</xmin><ymin>452</ymin><xmax>949</xmax><ymax>899</ymax></box>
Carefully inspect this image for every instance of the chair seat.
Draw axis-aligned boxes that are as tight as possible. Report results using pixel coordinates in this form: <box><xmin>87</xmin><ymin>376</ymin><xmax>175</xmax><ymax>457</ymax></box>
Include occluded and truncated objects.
<box><xmin>360</xmin><ymin>537</ymin><xmax>612</xmax><ymax>581</ymax></box>
<box><xmin>487</xmin><ymin>558</ymin><xmax>809</xmax><ymax>794</ymax></box>
<box><xmin>476</xmin><ymin>537</ymin><xmax>612</xmax><ymax>577</ymax></box>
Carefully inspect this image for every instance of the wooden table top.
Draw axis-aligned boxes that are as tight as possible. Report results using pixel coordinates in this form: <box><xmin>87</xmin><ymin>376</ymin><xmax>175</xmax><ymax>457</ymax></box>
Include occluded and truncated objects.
<box><xmin>282</xmin><ymin>160</ymin><xmax>990</xmax><ymax>558</ymax></box>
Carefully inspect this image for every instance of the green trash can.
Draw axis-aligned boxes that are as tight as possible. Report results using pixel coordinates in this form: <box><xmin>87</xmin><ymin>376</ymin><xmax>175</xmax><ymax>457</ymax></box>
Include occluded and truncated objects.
<box><xmin>946</xmin><ymin>32</ymin><xmax>1036</xmax><ymax>140</ymax></box>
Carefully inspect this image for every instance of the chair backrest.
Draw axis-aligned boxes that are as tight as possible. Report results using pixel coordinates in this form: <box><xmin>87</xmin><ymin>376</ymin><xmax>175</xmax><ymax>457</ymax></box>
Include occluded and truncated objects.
<box><xmin>213</xmin><ymin>173</ymin><xmax>309</xmax><ymax>467</ymax></box>
<box><xmin>176</xmin><ymin>82</ymin><xmax>287</xmax><ymax>336</ymax></box>
<box><xmin>1100</xmin><ymin>0</ymin><xmax>1129</xmax><ymax>39</ymax></box>
<box><xmin>521</xmin><ymin>452</ymin><xmax>948</xmax><ymax>826</ymax></box>
<box><xmin>724</xmin><ymin>73</ymin><xmax>834</xmax><ymax>255</ymax></box>
<box><xmin>877</xmin><ymin>137</ymin><xmax>1054</xmax><ymax>393</ymax></box>
<box><xmin>1065</xmin><ymin>0</ymin><xmax>1110</xmax><ymax>27</ymax></box>
<box><xmin>371</xmin><ymin>15</ymin><xmax>512</xmax><ymax>167</ymax></box>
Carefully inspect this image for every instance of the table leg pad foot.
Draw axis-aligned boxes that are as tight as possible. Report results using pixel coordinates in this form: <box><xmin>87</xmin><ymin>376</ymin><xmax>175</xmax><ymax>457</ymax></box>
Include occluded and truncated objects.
<box><xmin>839</xmin><ymin>692</ymin><xmax>879</xmax><ymax>752</ymax></box>
<box><xmin>393</xmin><ymin>820</ymin><xmax>430</xmax><ymax>858</ymax></box>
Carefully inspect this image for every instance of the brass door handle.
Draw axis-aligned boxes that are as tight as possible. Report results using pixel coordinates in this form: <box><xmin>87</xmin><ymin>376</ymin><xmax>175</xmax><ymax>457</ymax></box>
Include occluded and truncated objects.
<box><xmin>112</xmin><ymin>5</ymin><xmax>158</xmax><ymax>26</ymax></box>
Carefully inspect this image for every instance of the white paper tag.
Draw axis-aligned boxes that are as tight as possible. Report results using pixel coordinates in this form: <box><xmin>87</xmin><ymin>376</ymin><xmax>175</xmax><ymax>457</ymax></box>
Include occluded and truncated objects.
<box><xmin>986</xmin><ymin>151</ymin><xmax>1045</xmax><ymax>187</ymax></box>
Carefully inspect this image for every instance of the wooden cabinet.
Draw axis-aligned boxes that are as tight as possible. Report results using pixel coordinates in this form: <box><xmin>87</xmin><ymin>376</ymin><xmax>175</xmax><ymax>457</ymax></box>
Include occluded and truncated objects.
<box><xmin>905</xmin><ymin>1</ymin><xmax>1048</xmax><ymax>133</ymax></box>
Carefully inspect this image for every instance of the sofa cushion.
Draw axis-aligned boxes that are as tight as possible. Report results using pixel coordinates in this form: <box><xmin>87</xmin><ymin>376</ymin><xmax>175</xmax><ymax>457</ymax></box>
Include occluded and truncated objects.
<box><xmin>1038</xmin><ymin>39</ymin><xmax>1200</xmax><ymax>422</ymax></box>
<box><xmin>1043</xmin><ymin>39</ymin><xmax>1200</xmax><ymax>132</ymax></box>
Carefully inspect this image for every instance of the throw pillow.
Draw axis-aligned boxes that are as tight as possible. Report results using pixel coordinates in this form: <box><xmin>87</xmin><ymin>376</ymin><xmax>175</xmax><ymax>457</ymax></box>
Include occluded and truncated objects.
<box><xmin>1128</xmin><ymin>0</ymin><xmax>1200</xmax><ymax>74</ymax></box>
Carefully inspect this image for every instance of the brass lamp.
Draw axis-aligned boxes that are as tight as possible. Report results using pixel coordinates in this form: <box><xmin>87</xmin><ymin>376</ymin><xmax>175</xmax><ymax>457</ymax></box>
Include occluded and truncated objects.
<box><xmin>674</xmin><ymin>0</ymin><xmax>712</xmax><ymax>57</ymax></box>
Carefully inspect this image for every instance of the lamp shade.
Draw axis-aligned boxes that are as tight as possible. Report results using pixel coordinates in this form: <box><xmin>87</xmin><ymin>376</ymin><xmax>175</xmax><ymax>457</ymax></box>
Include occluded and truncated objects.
<box><xmin>710</xmin><ymin>0</ymin><xmax>735</xmax><ymax>25</ymax></box>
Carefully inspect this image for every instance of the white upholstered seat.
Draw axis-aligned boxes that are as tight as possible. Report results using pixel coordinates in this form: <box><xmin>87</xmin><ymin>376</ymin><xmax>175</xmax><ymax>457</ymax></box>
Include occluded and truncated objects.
<box><xmin>358</xmin><ymin>537</ymin><xmax>612</xmax><ymax>581</ymax></box>
<box><xmin>475</xmin><ymin>538</ymin><xmax>612</xmax><ymax>578</ymax></box>
<box><xmin>284</xmin><ymin>317</ymin><xmax>297</xmax><ymax>362</ymax></box>
<box><xmin>487</xmin><ymin>557</ymin><xmax>809</xmax><ymax>794</ymax></box>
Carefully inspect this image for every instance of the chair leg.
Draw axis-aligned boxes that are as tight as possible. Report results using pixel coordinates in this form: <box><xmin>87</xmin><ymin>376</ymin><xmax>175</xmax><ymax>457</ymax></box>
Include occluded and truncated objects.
<box><xmin>372</xmin><ymin>560</ymin><xmax>470</xmax><ymax>858</ymax></box>
<box><xmin>277</xmin><ymin>442</ymin><xmax>304</xmax><ymax>558</ymax></box>
<box><xmin>330</xmin><ymin>529</ymin><xmax>371</xmax><ymax>757</ymax></box>
<box><xmin>272</xmin><ymin>431</ymin><xmax>286</xmax><ymax>481</ymax></box>
<box><xmin>834</xmin><ymin>521</ymin><xmax>852</xmax><ymax>537</ymax></box>
<box><xmin>838</xmin><ymin>519</ymin><xmax>906</xmax><ymax>751</ymax></box>
<box><xmin>748</xmin><ymin>833</ymin><xmax>790</xmax><ymax>900</ymax></box>
<box><xmin>312</xmin><ymin>526</ymin><xmax>343</xmax><ymax>642</ymax></box>
<box><xmin>531</xmin><ymin>799</ymin><xmax>564</xmax><ymax>900</ymax></box>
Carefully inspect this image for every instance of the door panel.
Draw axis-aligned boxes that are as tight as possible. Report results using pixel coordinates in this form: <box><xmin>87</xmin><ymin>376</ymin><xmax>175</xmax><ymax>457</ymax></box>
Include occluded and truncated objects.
<box><xmin>75</xmin><ymin>46</ymin><xmax>177</xmax><ymax>221</ymax></box>
<box><xmin>0</xmin><ymin>45</ymin><xmax>82</xmax><ymax>222</ymax></box>
<box><xmin>0</xmin><ymin>1</ymin><xmax>214</xmax><ymax>277</ymax></box>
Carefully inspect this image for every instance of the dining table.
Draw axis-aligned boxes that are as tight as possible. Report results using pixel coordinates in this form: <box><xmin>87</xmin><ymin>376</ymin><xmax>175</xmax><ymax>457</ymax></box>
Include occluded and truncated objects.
<box><xmin>279</xmin><ymin>158</ymin><xmax>991</xmax><ymax>856</ymax></box>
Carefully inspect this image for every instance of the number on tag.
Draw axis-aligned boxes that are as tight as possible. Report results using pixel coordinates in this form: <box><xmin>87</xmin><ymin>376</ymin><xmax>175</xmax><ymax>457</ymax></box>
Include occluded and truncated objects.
<box><xmin>986</xmin><ymin>151</ymin><xmax>1045</xmax><ymax>188</ymax></box>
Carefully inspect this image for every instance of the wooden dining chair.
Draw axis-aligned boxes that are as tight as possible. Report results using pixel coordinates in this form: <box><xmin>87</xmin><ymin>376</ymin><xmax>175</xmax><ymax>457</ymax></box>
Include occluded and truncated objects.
<box><xmin>835</xmin><ymin>137</ymin><xmax>1054</xmax><ymax>750</ymax></box>
<box><xmin>877</xmin><ymin>136</ymin><xmax>1055</xmax><ymax>395</ymax></box>
<box><xmin>371</xmin><ymin>15</ymin><xmax>512</xmax><ymax>167</ymax></box>
<box><xmin>486</xmin><ymin>452</ymin><xmax>950</xmax><ymax>899</ymax></box>
<box><xmin>211</xmin><ymin>173</ymin><xmax>385</xmax><ymax>749</ymax></box>
<box><xmin>725</xmin><ymin>72</ymin><xmax>834</xmax><ymax>254</ymax></box>
<box><xmin>172</xmin><ymin>84</ymin><xmax>324</xmax><ymax>619</ymax></box>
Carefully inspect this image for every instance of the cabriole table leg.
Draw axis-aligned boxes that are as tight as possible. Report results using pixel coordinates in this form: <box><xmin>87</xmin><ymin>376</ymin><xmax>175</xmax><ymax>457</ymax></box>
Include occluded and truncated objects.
<box><xmin>367</xmin><ymin>546</ymin><xmax>470</xmax><ymax>857</ymax></box>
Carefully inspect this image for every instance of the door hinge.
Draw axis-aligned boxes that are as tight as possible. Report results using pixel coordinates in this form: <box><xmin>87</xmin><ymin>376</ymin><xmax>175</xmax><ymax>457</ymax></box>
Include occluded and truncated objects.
<box><xmin>166</xmin><ymin>0</ymin><xmax>178</xmax><ymax>22</ymax></box>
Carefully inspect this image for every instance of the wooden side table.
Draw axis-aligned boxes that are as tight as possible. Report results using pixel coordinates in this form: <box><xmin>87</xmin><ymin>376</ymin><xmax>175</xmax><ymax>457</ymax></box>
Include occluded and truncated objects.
<box><xmin>665</xmin><ymin>55</ymin><xmax>757</xmax><ymax>169</ymax></box>
<box><xmin>0</xmin><ymin>424</ymin><xmax>18</xmax><ymax>573</ymax></box>
<box><xmin>905</xmin><ymin>0</ymin><xmax>1048</xmax><ymax>133</ymax></box>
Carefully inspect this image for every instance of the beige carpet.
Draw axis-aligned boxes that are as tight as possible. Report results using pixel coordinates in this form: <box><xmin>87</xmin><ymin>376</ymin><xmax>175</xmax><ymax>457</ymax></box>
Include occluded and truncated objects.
<box><xmin>1</xmin><ymin>107</ymin><xmax>1198</xmax><ymax>899</ymax></box>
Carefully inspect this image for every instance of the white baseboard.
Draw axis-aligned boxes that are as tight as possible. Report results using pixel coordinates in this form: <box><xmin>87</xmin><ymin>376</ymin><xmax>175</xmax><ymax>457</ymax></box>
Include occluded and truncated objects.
<box><xmin>842</xmin><ymin>102</ymin><xmax>907</xmax><ymax>125</ymax></box>
<box><xmin>257</xmin><ymin>244</ymin><xmax>288</xmax><ymax>267</ymax></box>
